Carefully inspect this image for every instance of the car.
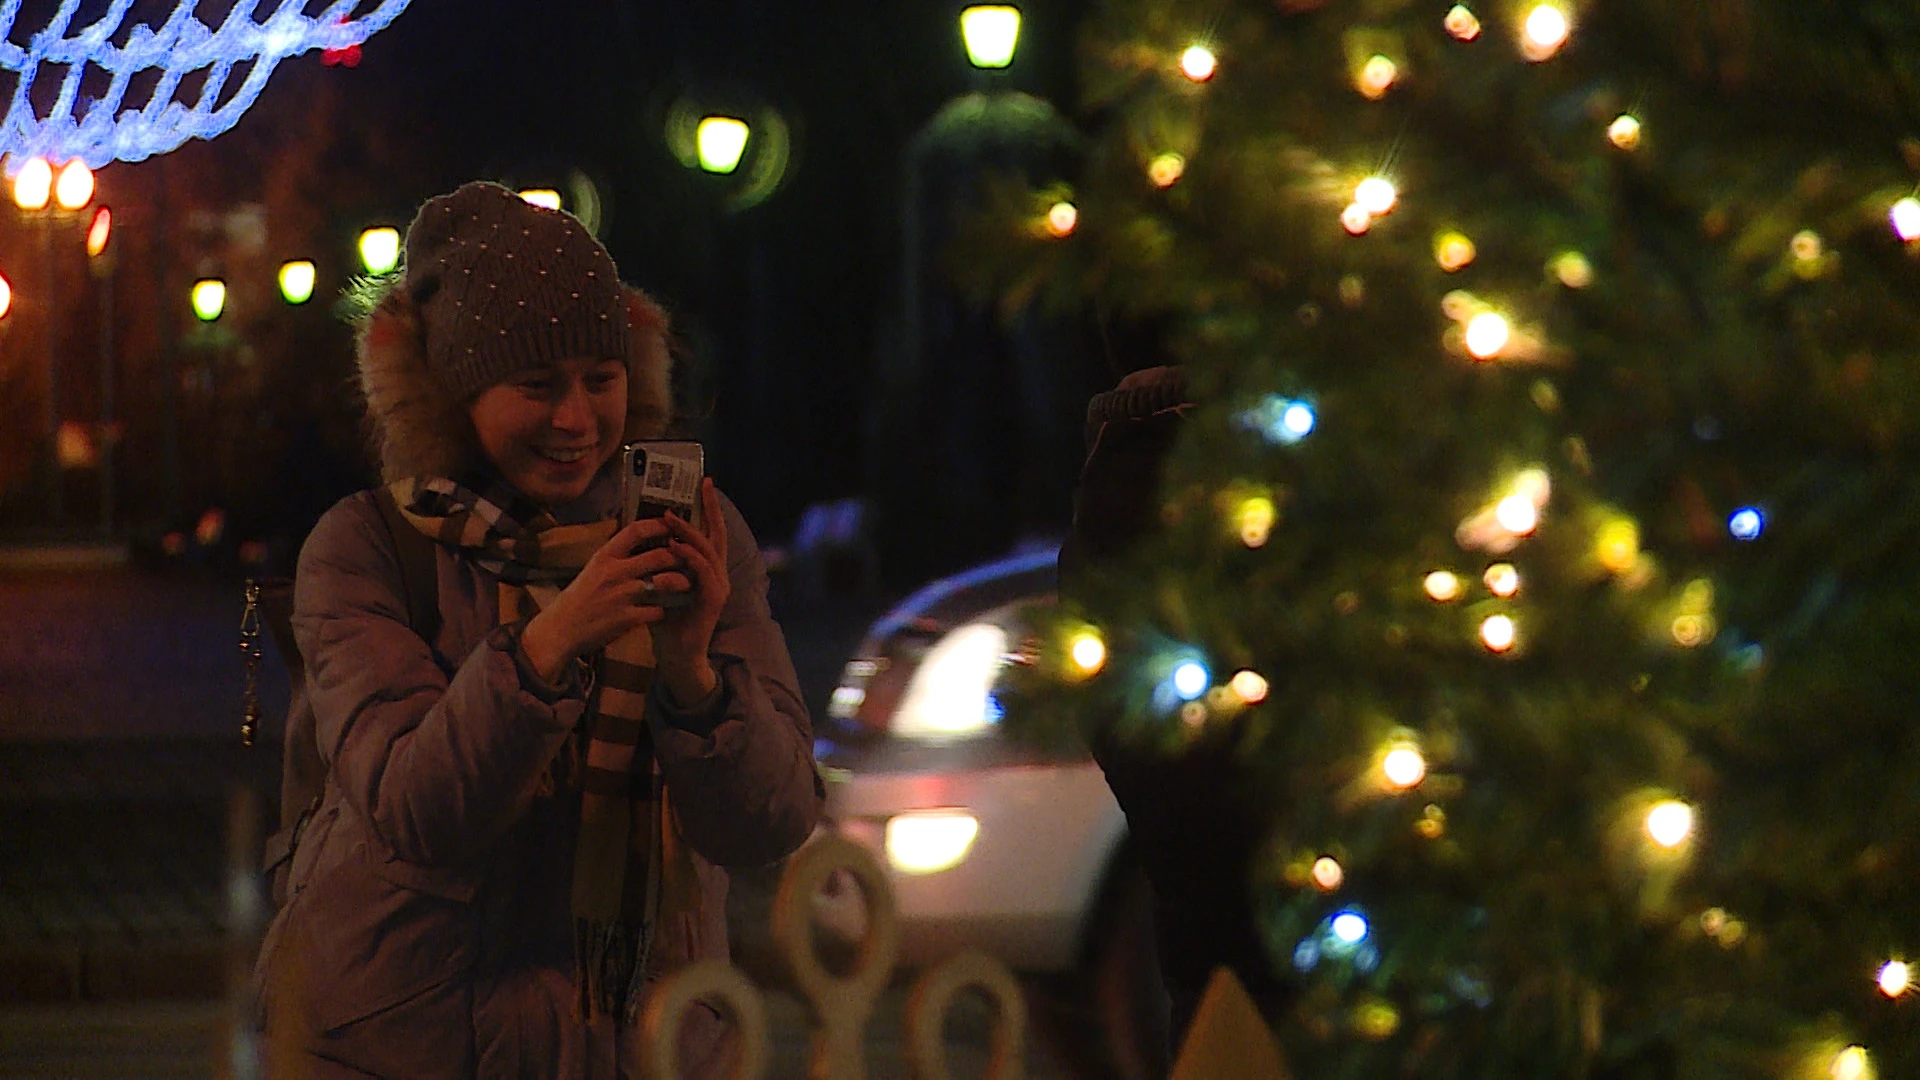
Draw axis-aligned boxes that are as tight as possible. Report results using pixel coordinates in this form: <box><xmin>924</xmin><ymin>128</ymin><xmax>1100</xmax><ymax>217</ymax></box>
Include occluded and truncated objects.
<box><xmin>809</xmin><ymin>544</ymin><xmax>1168</xmax><ymax>1078</ymax></box>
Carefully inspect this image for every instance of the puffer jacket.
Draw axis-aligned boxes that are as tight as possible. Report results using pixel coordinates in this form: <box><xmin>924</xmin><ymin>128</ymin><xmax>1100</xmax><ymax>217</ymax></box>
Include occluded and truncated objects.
<box><xmin>253</xmin><ymin>474</ymin><xmax>822</xmax><ymax>1079</ymax></box>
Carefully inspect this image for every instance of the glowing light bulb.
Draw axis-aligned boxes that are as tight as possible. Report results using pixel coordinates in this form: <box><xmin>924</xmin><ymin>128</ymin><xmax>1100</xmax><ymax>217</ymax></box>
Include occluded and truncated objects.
<box><xmin>1382</xmin><ymin>745</ymin><xmax>1427</xmax><ymax>789</ymax></box>
<box><xmin>1355</xmin><ymin>177</ymin><xmax>1397</xmax><ymax>216</ymax></box>
<box><xmin>1513</xmin><ymin>467</ymin><xmax>1551</xmax><ymax>506</ymax></box>
<box><xmin>11</xmin><ymin>156</ymin><xmax>51</xmax><ymax>210</ymax></box>
<box><xmin>1331</xmin><ymin>911</ymin><xmax>1369</xmax><ymax>944</ymax></box>
<box><xmin>1607</xmin><ymin>114</ymin><xmax>1642</xmax><ymax>150</ymax></box>
<box><xmin>1172</xmin><ymin>660</ymin><xmax>1209</xmax><ymax>700</ymax></box>
<box><xmin>1831</xmin><ymin>1046</ymin><xmax>1871</xmax><ymax>1080</ymax></box>
<box><xmin>1646</xmin><ymin>800</ymin><xmax>1694</xmax><ymax>848</ymax></box>
<box><xmin>1180</xmin><ymin>45</ymin><xmax>1217</xmax><ymax>82</ymax></box>
<box><xmin>1444</xmin><ymin>5</ymin><xmax>1482</xmax><ymax>40</ymax></box>
<box><xmin>278</xmin><ymin>260</ymin><xmax>316</xmax><ymax>305</ymax></box>
<box><xmin>1434</xmin><ymin>231</ymin><xmax>1476</xmax><ymax>271</ymax></box>
<box><xmin>1236</xmin><ymin>495</ymin><xmax>1276</xmax><ymax>548</ymax></box>
<box><xmin>1069</xmin><ymin>631</ymin><xmax>1106</xmax><ymax>675</ymax></box>
<box><xmin>1357</xmin><ymin>55</ymin><xmax>1398</xmax><ymax>99</ymax></box>
<box><xmin>1670</xmin><ymin>614</ymin><xmax>1714</xmax><ymax>647</ymax></box>
<box><xmin>1424</xmin><ymin>571</ymin><xmax>1462</xmax><ymax>602</ymax></box>
<box><xmin>1464</xmin><ymin>312</ymin><xmax>1510</xmax><ymax>359</ymax></box>
<box><xmin>1229</xmin><ymin>669</ymin><xmax>1268</xmax><ymax>703</ymax></box>
<box><xmin>1522</xmin><ymin>4</ymin><xmax>1570</xmax><ymax>60</ymax></box>
<box><xmin>1551</xmin><ymin>251</ymin><xmax>1594</xmax><ymax>288</ymax></box>
<box><xmin>1148</xmin><ymin>153</ymin><xmax>1185</xmax><ymax>188</ymax></box>
<box><xmin>1046</xmin><ymin>201</ymin><xmax>1078</xmax><ymax>237</ymax></box>
<box><xmin>1595</xmin><ymin>518</ymin><xmax>1639</xmax><ymax>572</ymax></box>
<box><xmin>358</xmin><ymin>226</ymin><xmax>401</xmax><ymax>276</ymax></box>
<box><xmin>1878</xmin><ymin>961</ymin><xmax>1910</xmax><ymax>998</ymax></box>
<box><xmin>1311</xmin><ymin>857</ymin><xmax>1343</xmax><ymax>890</ymax></box>
<box><xmin>1495</xmin><ymin>495</ymin><xmax>1538</xmax><ymax>536</ymax></box>
<box><xmin>53</xmin><ymin>159</ymin><xmax>93</xmax><ymax>209</ymax></box>
<box><xmin>1278</xmin><ymin>401</ymin><xmax>1316</xmax><ymax>441</ymax></box>
<box><xmin>1728</xmin><ymin>506</ymin><xmax>1764</xmax><ymax>541</ymax></box>
<box><xmin>190</xmin><ymin>278</ymin><xmax>227</xmax><ymax>322</ymax></box>
<box><xmin>517</xmin><ymin>188</ymin><xmax>562</xmax><ymax>210</ymax></box>
<box><xmin>696</xmin><ymin>116</ymin><xmax>751</xmax><ymax>173</ymax></box>
<box><xmin>1791</xmin><ymin>229</ymin><xmax>1824</xmax><ymax>261</ymax></box>
<box><xmin>1891</xmin><ymin>197</ymin><xmax>1920</xmax><ymax>242</ymax></box>
<box><xmin>1484</xmin><ymin>563</ymin><xmax>1520</xmax><ymax>597</ymax></box>
<box><xmin>1341</xmin><ymin>203</ymin><xmax>1372</xmax><ymax>235</ymax></box>
<box><xmin>1480</xmin><ymin>615</ymin><xmax>1515</xmax><ymax>652</ymax></box>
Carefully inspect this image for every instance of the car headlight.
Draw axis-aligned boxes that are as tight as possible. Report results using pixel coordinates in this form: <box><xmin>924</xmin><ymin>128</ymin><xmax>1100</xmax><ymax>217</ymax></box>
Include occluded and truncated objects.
<box><xmin>884</xmin><ymin>810</ymin><xmax>980</xmax><ymax>875</ymax></box>
<box><xmin>892</xmin><ymin>622</ymin><xmax>1007</xmax><ymax>740</ymax></box>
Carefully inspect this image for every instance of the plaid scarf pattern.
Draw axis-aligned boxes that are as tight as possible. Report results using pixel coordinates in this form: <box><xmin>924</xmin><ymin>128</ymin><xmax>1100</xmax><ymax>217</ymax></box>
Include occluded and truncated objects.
<box><xmin>390</xmin><ymin>476</ymin><xmax>698</xmax><ymax>1021</ymax></box>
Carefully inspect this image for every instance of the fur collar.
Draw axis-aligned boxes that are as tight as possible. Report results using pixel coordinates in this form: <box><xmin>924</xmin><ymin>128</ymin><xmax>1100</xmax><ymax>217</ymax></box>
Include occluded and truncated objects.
<box><xmin>356</xmin><ymin>283</ymin><xmax>674</xmax><ymax>484</ymax></box>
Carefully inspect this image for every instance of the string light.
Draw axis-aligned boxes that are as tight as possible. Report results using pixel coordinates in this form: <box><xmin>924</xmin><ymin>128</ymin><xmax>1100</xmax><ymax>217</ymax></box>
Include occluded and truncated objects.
<box><xmin>1354</xmin><ymin>176</ymin><xmax>1398</xmax><ymax>215</ymax></box>
<box><xmin>11</xmin><ymin>156</ymin><xmax>50</xmax><ymax>209</ymax></box>
<box><xmin>1424</xmin><ymin>571</ymin><xmax>1462</xmax><ymax>602</ymax></box>
<box><xmin>1237</xmin><ymin>495</ymin><xmax>1276</xmax><ymax>547</ymax></box>
<box><xmin>1357</xmin><ymin>55</ymin><xmax>1398</xmax><ymax>99</ymax></box>
<box><xmin>1521</xmin><ymin>4</ymin><xmax>1570</xmax><ymax>61</ymax></box>
<box><xmin>1278</xmin><ymin>400</ymin><xmax>1316</xmax><ymax>441</ymax></box>
<box><xmin>1229</xmin><ymin>669</ymin><xmax>1269</xmax><ymax>703</ymax></box>
<box><xmin>1434</xmin><ymin>231</ymin><xmax>1476</xmax><ymax>271</ymax></box>
<box><xmin>1068</xmin><ymin>630</ymin><xmax>1106</xmax><ymax>675</ymax></box>
<box><xmin>1382</xmin><ymin>743</ymin><xmax>1427</xmax><ymax>789</ymax></box>
<box><xmin>1171</xmin><ymin>659</ymin><xmax>1209</xmax><ymax>700</ymax></box>
<box><xmin>1480</xmin><ymin>615</ymin><xmax>1516</xmax><ymax>652</ymax></box>
<box><xmin>1180</xmin><ymin>45</ymin><xmax>1217</xmax><ymax>82</ymax></box>
<box><xmin>1416</xmin><ymin>804</ymin><xmax>1447</xmax><ymax>838</ymax></box>
<box><xmin>1464</xmin><ymin>312</ymin><xmax>1511</xmax><ymax>359</ymax></box>
<box><xmin>1311</xmin><ymin>857</ymin><xmax>1343</xmax><ymax>890</ymax></box>
<box><xmin>1484</xmin><ymin>563</ymin><xmax>1520</xmax><ymax>597</ymax></box>
<box><xmin>1341</xmin><ymin>203</ymin><xmax>1372</xmax><ymax>235</ymax></box>
<box><xmin>1670</xmin><ymin>614</ymin><xmax>1714</xmax><ymax>647</ymax></box>
<box><xmin>1444</xmin><ymin>5</ymin><xmax>1482</xmax><ymax>40</ymax></box>
<box><xmin>1495</xmin><ymin>495</ymin><xmax>1538</xmax><ymax>535</ymax></box>
<box><xmin>53</xmin><ymin>159</ymin><xmax>93</xmax><ymax>209</ymax></box>
<box><xmin>1148</xmin><ymin>153</ymin><xmax>1186</xmax><ymax>188</ymax></box>
<box><xmin>1331</xmin><ymin>911</ymin><xmax>1369</xmax><ymax>944</ymax></box>
<box><xmin>1791</xmin><ymin>229</ymin><xmax>1824</xmax><ymax>262</ymax></box>
<box><xmin>1728</xmin><ymin>506</ymin><xmax>1764</xmax><ymax>541</ymax></box>
<box><xmin>1551</xmin><ymin>251</ymin><xmax>1594</xmax><ymax>288</ymax></box>
<box><xmin>1831</xmin><ymin>1046</ymin><xmax>1872</xmax><ymax>1080</ymax></box>
<box><xmin>1645</xmin><ymin>800</ymin><xmax>1694</xmax><ymax>848</ymax></box>
<box><xmin>1891</xmin><ymin>197</ymin><xmax>1920</xmax><ymax>242</ymax></box>
<box><xmin>1595</xmin><ymin>518</ymin><xmax>1640</xmax><ymax>573</ymax></box>
<box><xmin>1046</xmin><ymin>201</ymin><xmax>1078</xmax><ymax>237</ymax></box>
<box><xmin>1607</xmin><ymin>114</ymin><xmax>1642</xmax><ymax>150</ymax></box>
<box><xmin>1878</xmin><ymin>960</ymin><xmax>1910</xmax><ymax>998</ymax></box>
<box><xmin>0</xmin><ymin>0</ymin><xmax>412</xmax><ymax>171</ymax></box>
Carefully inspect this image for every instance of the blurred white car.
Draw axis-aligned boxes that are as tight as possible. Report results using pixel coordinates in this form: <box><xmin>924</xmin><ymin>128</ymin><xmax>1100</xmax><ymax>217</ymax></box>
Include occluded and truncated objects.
<box><xmin>811</xmin><ymin>546</ymin><xmax>1166</xmax><ymax>1076</ymax></box>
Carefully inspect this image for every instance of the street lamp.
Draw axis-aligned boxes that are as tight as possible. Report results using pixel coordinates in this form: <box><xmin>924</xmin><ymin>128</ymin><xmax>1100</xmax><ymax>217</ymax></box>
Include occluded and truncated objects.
<box><xmin>191</xmin><ymin>278</ymin><xmax>227</xmax><ymax>322</ymax></box>
<box><xmin>358</xmin><ymin>226</ymin><xmax>400</xmax><ymax>275</ymax></box>
<box><xmin>696</xmin><ymin>116</ymin><xmax>751</xmax><ymax>174</ymax></box>
<box><xmin>278</xmin><ymin>259</ymin><xmax>316</xmax><ymax>304</ymax></box>
<box><xmin>960</xmin><ymin>5</ymin><xmax>1021</xmax><ymax>68</ymax></box>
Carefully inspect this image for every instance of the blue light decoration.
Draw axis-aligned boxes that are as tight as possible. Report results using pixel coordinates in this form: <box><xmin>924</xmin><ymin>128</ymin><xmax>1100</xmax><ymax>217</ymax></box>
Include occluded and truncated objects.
<box><xmin>1728</xmin><ymin>506</ymin><xmax>1765</xmax><ymax>542</ymax></box>
<box><xmin>1331</xmin><ymin>910</ymin><xmax>1370</xmax><ymax>945</ymax></box>
<box><xmin>1239</xmin><ymin>393</ymin><xmax>1317</xmax><ymax>445</ymax></box>
<box><xmin>1</xmin><ymin>0</ymin><xmax>413</xmax><ymax>173</ymax></box>
<box><xmin>1171</xmin><ymin>659</ymin><xmax>1210</xmax><ymax>700</ymax></box>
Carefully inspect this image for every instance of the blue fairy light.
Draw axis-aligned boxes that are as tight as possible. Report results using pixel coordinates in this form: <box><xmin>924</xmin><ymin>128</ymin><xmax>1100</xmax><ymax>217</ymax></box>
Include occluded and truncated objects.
<box><xmin>1238</xmin><ymin>394</ymin><xmax>1317</xmax><ymax>445</ymax></box>
<box><xmin>984</xmin><ymin>693</ymin><xmax>1005</xmax><ymax>725</ymax></box>
<box><xmin>1728</xmin><ymin>506</ymin><xmax>1764</xmax><ymax>541</ymax></box>
<box><xmin>1331</xmin><ymin>911</ymin><xmax>1369</xmax><ymax>944</ymax></box>
<box><xmin>1292</xmin><ymin>938</ymin><xmax>1321</xmax><ymax>972</ymax></box>
<box><xmin>1171</xmin><ymin>660</ymin><xmax>1210</xmax><ymax>700</ymax></box>
<box><xmin>1276</xmin><ymin>401</ymin><xmax>1317</xmax><ymax>442</ymax></box>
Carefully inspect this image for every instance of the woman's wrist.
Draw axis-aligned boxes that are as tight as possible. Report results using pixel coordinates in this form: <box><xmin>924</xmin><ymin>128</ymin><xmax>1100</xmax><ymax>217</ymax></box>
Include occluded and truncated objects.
<box><xmin>517</xmin><ymin>612</ymin><xmax>573</xmax><ymax>685</ymax></box>
<box><xmin>660</xmin><ymin>658</ymin><xmax>718</xmax><ymax>709</ymax></box>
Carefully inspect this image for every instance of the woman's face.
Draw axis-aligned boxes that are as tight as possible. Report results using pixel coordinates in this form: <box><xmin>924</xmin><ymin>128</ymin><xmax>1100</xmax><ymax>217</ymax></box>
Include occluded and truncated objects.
<box><xmin>469</xmin><ymin>356</ymin><xmax>628</xmax><ymax>508</ymax></box>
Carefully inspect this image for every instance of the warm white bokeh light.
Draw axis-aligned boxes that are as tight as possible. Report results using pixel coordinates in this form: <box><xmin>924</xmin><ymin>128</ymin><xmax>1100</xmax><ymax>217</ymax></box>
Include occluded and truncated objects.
<box><xmin>11</xmin><ymin>156</ymin><xmax>50</xmax><ymax>210</ymax></box>
<box><xmin>53</xmin><ymin>159</ymin><xmax>94</xmax><ymax>209</ymax></box>
<box><xmin>1148</xmin><ymin>153</ymin><xmax>1185</xmax><ymax>188</ymax></box>
<box><xmin>885</xmin><ymin>811</ymin><xmax>980</xmax><ymax>875</ymax></box>
<box><xmin>1069</xmin><ymin>630</ymin><xmax>1106</xmax><ymax>675</ymax></box>
<box><xmin>1892</xmin><ymin>197</ymin><xmax>1920</xmax><ymax>242</ymax></box>
<box><xmin>1464</xmin><ymin>312</ymin><xmax>1511</xmax><ymax>359</ymax></box>
<box><xmin>1424</xmin><ymin>570</ymin><xmax>1462</xmax><ymax>602</ymax></box>
<box><xmin>1522</xmin><ymin>4</ymin><xmax>1570</xmax><ymax>60</ymax></box>
<box><xmin>1646</xmin><ymin>800</ymin><xmax>1695</xmax><ymax>848</ymax></box>
<box><xmin>1355</xmin><ymin>176</ymin><xmax>1398</xmax><ymax>215</ymax></box>
<box><xmin>1607</xmin><ymin>114</ymin><xmax>1642</xmax><ymax>150</ymax></box>
<box><xmin>1046</xmin><ymin>200</ymin><xmax>1078</xmax><ymax>237</ymax></box>
<box><xmin>1830</xmin><ymin>1045</ymin><xmax>1872</xmax><ymax>1080</ymax></box>
<box><xmin>1484</xmin><ymin>563</ymin><xmax>1520</xmax><ymax>597</ymax></box>
<box><xmin>1229</xmin><ymin>669</ymin><xmax>1269</xmax><ymax>703</ymax></box>
<box><xmin>1878</xmin><ymin>960</ymin><xmax>1911</xmax><ymax>998</ymax></box>
<box><xmin>1341</xmin><ymin>203</ymin><xmax>1372</xmax><ymax>235</ymax></box>
<box><xmin>1480</xmin><ymin>615</ymin><xmax>1516</xmax><ymax>652</ymax></box>
<box><xmin>1358</xmin><ymin>54</ymin><xmax>1398</xmax><ymax>98</ymax></box>
<box><xmin>1444</xmin><ymin>5</ymin><xmax>1481</xmax><ymax>40</ymax></box>
<box><xmin>1382</xmin><ymin>745</ymin><xmax>1427</xmax><ymax>789</ymax></box>
<box><xmin>1435</xmin><ymin>231</ymin><xmax>1476</xmax><ymax>271</ymax></box>
<box><xmin>1180</xmin><ymin>44</ymin><xmax>1217</xmax><ymax>82</ymax></box>
<box><xmin>1495</xmin><ymin>494</ymin><xmax>1538</xmax><ymax>535</ymax></box>
<box><xmin>1311</xmin><ymin>857</ymin><xmax>1343</xmax><ymax>890</ymax></box>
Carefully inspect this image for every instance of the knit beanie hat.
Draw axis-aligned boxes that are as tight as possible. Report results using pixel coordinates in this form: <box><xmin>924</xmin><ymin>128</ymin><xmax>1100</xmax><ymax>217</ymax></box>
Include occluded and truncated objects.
<box><xmin>402</xmin><ymin>181</ymin><xmax>628</xmax><ymax>401</ymax></box>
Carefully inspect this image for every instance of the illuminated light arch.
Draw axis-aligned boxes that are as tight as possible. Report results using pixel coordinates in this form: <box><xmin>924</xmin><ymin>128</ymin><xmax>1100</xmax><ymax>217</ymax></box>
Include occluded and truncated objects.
<box><xmin>1</xmin><ymin>0</ymin><xmax>412</xmax><ymax>173</ymax></box>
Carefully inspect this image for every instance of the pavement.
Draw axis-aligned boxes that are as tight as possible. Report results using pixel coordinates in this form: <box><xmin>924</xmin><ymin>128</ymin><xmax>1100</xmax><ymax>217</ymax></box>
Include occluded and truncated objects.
<box><xmin>0</xmin><ymin>556</ymin><xmax>1074</xmax><ymax>1078</ymax></box>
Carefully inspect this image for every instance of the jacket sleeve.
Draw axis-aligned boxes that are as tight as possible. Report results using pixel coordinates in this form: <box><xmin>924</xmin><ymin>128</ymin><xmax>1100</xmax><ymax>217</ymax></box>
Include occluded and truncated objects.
<box><xmin>294</xmin><ymin>493</ymin><xmax>584</xmax><ymax>870</ymax></box>
<box><xmin>648</xmin><ymin>491</ymin><xmax>824</xmax><ymax>867</ymax></box>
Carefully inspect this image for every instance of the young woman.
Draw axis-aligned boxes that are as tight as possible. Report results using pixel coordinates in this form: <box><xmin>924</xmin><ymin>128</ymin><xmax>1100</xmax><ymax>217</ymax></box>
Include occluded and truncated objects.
<box><xmin>255</xmin><ymin>181</ymin><xmax>821</xmax><ymax>1078</ymax></box>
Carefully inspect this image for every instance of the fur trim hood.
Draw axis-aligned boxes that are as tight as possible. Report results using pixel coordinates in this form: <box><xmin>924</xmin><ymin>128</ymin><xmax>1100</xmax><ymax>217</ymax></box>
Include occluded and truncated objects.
<box><xmin>356</xmin><ymin>283</ymin><xmax>674</xmax><ymax>484</ymax></box>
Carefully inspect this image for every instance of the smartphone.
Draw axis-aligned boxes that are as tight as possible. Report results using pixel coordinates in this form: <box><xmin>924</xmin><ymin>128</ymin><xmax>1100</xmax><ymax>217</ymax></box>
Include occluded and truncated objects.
<box><xmin>620</xmin><ymin>440</ymin><xmax>704</xmax><ymax>607</ymax></box>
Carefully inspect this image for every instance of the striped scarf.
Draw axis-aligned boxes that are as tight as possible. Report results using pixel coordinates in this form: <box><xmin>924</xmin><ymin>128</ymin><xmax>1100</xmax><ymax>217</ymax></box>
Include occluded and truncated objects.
<box><xmin>390</xmin><ymin>476</ymin><xmax>699</xmax><ymax>1021</ymax></box>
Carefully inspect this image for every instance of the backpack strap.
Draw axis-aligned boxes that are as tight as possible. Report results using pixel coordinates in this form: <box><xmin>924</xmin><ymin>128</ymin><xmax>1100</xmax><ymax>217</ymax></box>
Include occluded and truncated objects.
<box><xmin>371</xmin><ymin>485</ymin><xmax>443</xmax><ymax>648</ymax></box>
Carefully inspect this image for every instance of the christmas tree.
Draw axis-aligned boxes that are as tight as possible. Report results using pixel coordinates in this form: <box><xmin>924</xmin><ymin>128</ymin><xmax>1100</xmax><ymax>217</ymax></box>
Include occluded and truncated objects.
<box><xmin>962</xmin><ymin>0</ymin><xmax>1920</xmax><ymax>1074</ymax></box>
